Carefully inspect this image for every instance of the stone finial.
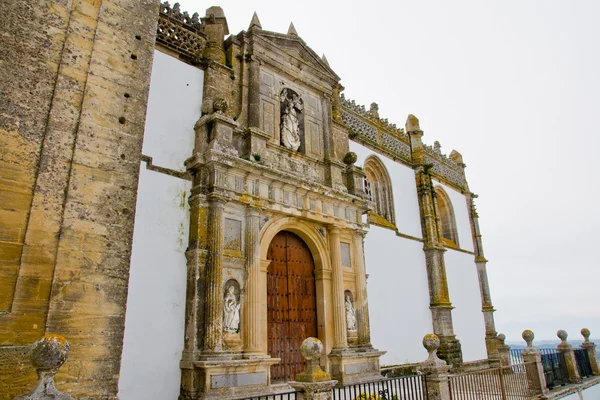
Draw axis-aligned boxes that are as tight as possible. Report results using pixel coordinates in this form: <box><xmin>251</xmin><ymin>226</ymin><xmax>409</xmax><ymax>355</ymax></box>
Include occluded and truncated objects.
<box><xmin>449</xmin><ymin>150</ymin><xmax>464</xmax><ymax>165</ymax></box>
<box><xmin>557</xmin><ymin>329</ymin><xmax>571</xmax><ymax>349</ymax></box>
<box><xmin>405</xmin><ymin>114</ymin><xmax>421</xmax><ymax>133</ymax></box>
<box><xmin>249</xmin><ymin>11</ymin><xmax>262</xmax><ymax>30</ymax></box>
<box><xmin>287</xmin><ymin>22</ymin><xmax>298</xmax><ymax>36</ymax></box>
<box><xmin>433</xmin><ymin>141</ymin><xmax>441</xmax><ymax>154</ymax></box>
<box><xmin>422</xmin><ymin>333</ymin><xmax>446</xmax><ymax>367</ymax></box>
<box><xmin>15</xmin><ymin>335</ymin><xmax>74</xmax><ymax>400</ymax></box>
<box><xmin>497</xmin><ymin>333</ymin><xmax>506</xmax><ymax>346</ymax></box>
<box><xmin>369</xmin><ymin>102</ymin><xmax>379</xmax><ymax>118</ymax></box>
<box><xmin>581</xmin><ymin>328</ymin><xmax>591</xmax><ymax>343</ymax></box>
<box><xmin>294</xmin><ymin>337</ymin><xmax>331</xmax><ymax>382</ymax></box>
<box><xmin>522</xmin><ymin>329</ymin><xmax>534</xmax><ymax>348</ymax></box>
<box><xmin>343</xmin><ymin>152</ymin><xmax>357</xmax><ymax>166</ymax></box>
<box><xmin>322</xmin><ymin>54</ymin><xmax>330</xmax><ymax>66</ymax></box>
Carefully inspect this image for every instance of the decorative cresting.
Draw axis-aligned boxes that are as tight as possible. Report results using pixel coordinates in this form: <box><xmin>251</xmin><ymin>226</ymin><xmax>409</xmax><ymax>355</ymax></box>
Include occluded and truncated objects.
<box><xmin>15</xmin><ymin>335</ymin><xmax>74</xmax><ymax>400</ymax></box>
<box><xmin>340</xmin><ymin>95</ymin><xmax>466</xmax><ymax>189</ymax></box>
<box><xmin>157</xmin><ymin>2</ymin><xmax>207</xmax><ymax>63</ymax></box>
<box><xmin>580</xmin><ymin>328</ymin><xmax>600</xmax><ymax>375</ymax></box>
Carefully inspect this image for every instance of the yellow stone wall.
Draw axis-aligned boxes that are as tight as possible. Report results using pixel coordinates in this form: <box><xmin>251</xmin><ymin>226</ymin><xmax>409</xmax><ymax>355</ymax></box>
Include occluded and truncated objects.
<box><xmin>0</xmin><ymin>0</ymin><xmax>160</xmax><ymax>398</ymax></box>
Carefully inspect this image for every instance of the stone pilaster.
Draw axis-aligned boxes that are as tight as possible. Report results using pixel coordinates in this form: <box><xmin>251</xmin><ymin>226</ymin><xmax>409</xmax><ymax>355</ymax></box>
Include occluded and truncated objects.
<box><xmin>415</xmin><ymin>165</ymin><xmax>462</xmax><ymax>367</ymax></box>
<box><xmin>353</xmin><ymin>230</ymin><xmax>371</xmax><ymax>347</ymax></box>
<box><xmin>557</xmin><ymin>330</ymin><xmax>582</xmax><ymax>384</ymax></box>
<box><xmin>243</xmin><ymin>206</ymin><xmax>262</xmax><ymax>357</ymax></box>
<box><xmin>521</xmin><ymin>330</ymin><xmax>549</xmax><ymax>397</ymax></box>
<box><xmin>202</xmin><ymin>194</ymin><xmax>227</xmax><ymax>354</ymax></box>
<box><xmin>581</xmin><ymin>328</ymin><xmax>600</xmax><ymax>376</ymax></box>
<box><xmin>467</xmin><ymin>194</ymin><xmax>499</xmax><ymax>360</ymax></box>
<box><xmin>328</xmin><ymin>226</ymin><xmax>348</xmax><ymax>350</ymax></box>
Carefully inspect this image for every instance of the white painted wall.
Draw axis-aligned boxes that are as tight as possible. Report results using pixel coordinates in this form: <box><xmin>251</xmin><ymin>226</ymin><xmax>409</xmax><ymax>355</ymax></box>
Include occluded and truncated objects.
<box><xmin>445</xmin><ymin>249</ymin><xmax>487</xmax><ymax>361</ymax></box>
<box><xmin>142</xmin><ymin>50</ymin><xmax>204</xmax><ymax>171</ymax></box>
<box><xmin>350</xmin><ymin>142</ymin><xmax>422</xmax><ymax>238</ymax></box>
<box><xmin>118</xmin><ymin>165</ymin><xmax>191</xmax><ymax>400</ymax></box>
<box><xmin>434</xmin><ymin>182</ymin><xmax>474</xmax><ymax>252</ymax></box>
<box><xmin>365</xmin><ymin>225</ymin><xmax>432</xmax><ymax>365</ymax></box>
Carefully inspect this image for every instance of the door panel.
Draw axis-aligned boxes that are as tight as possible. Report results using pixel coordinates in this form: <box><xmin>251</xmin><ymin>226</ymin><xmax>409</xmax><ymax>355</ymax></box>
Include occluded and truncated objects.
<box><xmin>267</xmin><ymin>231</ymin><xmax>317</xmax><ymax>383</ymax></box>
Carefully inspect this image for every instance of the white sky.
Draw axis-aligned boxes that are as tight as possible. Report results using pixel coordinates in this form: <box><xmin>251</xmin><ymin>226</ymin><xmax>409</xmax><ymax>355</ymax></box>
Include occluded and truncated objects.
<box><xmin>177</xmin><ymin>0</ymin><xmax>600</xmax><ymax>343</ymax></box>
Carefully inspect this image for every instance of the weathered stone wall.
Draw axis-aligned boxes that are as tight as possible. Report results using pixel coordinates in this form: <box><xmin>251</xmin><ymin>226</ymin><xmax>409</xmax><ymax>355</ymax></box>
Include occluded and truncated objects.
<box><xmin>0</xmin><ymin>0</ymin><xmax>160</xmax><ymax>398</ymax></box>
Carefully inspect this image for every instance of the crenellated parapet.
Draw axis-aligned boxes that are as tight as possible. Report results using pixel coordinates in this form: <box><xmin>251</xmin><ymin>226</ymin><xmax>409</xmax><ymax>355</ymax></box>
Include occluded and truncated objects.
<box><xmin>157</xmin><ymin>2</ymin><xmax>207</xmax><ymax>63</ymax></box>
<box><xmin>340</xmin><ymin>94</ymin><xmax>467</xmax><ymax>190</ymax></box>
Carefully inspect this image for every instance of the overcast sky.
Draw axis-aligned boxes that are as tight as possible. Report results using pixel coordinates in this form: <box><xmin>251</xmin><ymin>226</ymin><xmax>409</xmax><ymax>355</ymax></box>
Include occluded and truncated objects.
<box><xmin>177</xmin><ymin>0</ymin><xmax>600</xmax><ymax>342</ymax></box>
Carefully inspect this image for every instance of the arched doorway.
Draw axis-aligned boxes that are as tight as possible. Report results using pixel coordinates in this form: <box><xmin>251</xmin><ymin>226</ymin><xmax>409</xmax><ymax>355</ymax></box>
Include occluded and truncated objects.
<box><xmin>267</xmin><ymin>230</ymin><xmax>317</xmax><ymax>382</ymax></box>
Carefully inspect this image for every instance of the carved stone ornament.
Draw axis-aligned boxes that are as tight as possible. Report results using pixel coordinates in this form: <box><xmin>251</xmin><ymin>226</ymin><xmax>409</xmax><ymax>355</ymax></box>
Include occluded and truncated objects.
<box><xmin>223</xmin><ymin>281</ymin><xmax>241</xmax><ymax>333</ymax></box>
<box><xmin>280</xmin><ymin>88</ymin><xmax>303</xmax><ymax>151</ymax></box>
<box><xmin>345</xmin><ymin>294</ymin><xmax>357</xmax><ymax>331</ymax></box>
<box><xmin>213</xmin><ymin>97</ymin><xmax>229</xmax><ymax>113</ymax></box>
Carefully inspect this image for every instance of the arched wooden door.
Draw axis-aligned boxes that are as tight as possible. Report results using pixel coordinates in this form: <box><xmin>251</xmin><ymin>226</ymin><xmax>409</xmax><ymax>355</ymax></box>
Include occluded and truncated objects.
<box><xmin>267</xmin><ymin>230</ymin><xmax>317</xmax><ymax>383</ymax></box>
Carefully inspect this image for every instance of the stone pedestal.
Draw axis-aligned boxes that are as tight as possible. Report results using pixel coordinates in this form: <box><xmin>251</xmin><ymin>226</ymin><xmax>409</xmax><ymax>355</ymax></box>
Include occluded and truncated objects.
<box><xmin>496</xmin><ymin>333</ymin><xmax>511</xmax><ymax>367</ymax></box>
<box><xmin>290</xmin><ymin>337</ymin><xmax>337</xmax><ymax>400</ymax></box>
<box><xmin>557</xmin><ymin>330</ymin><xmax>582</xmax><ymax>384</ymax></box>
<box><xmin>419</xmin><ymin>334</ymin><xmax>451</xmax><ymax>400</ymax></box>
<box><xmin>521</xmin><ymin>330</ymin><xmax>549</xmax><ymax>398</ymax></box>
<box><xmin>290</xmin><ymin>381</ymin><xmax>338</xmax><ymax>400</ymax></box>
<box><xmin>328</xmin><ymin>349</ymin><xmax>386</xmax><ymax>386</ymax></box>
<box><xmin>581</xmin><ymin>328</ymin><xmax>600</xmax><ymax>376</ymax></box>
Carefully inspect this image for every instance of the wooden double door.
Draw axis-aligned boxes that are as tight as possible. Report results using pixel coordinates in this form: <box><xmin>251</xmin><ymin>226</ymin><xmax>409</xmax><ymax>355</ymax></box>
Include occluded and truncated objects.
<box><xmin>267</xmin><ymin>231</ymin><xmax>318</xmax><ymax>383</ymax></box>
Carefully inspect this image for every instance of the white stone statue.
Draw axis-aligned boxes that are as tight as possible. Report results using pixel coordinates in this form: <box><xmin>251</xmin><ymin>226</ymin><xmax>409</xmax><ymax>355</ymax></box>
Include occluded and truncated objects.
<box><xmin>280</xmin><ymin>89</ymin><xmax>303</xmax><ymax>151</ymax></box>
<box><xmin>345</xmin><ymin>295</ymin><xmax>357</xmax><ymax>331</ymax></box>
<box><xmin>223</xmin><ymin>286</ymin><xmax>240</xmax><ymax>333</ymax></box>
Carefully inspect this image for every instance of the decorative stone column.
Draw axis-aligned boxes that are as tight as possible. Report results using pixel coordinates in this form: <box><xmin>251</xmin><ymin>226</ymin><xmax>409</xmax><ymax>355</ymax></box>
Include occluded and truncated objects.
<box><xmin>328</xmin><ymin>226</ymin><xmax>348</xmax><ymax>350</ymax></box>
<box><xmin>419</xmin><ymin>334</ymin><xmax>451</xmax><ymax>400</ymax></box>
<box><xmin>521</xmin><ymin>330</ymin><xmax>549</xmax><ymax>397</ymax></box>
<box><xmin>202</xmin><ymin>194</ymin><xmax>227</xmax><ymax>355</ymax></box>
<box><xmin>289</xmin><ymin>338</ymin><xmax>338</xmax><ymax>400</ymax></box>
<box><xmin>15</xmin><ymin>335</ymin><xmax>74</xmax><ymax>400</ymax></box>
<box><xmin>557</xmin><ymin>330</ymin><xmax>582</xmax><ymax>384</ymax></box>
<box><xmin>496</xmin><ymin>333</ymin><xmax>511</xmax><ymax>367</ymax></box>
<box><xmin>353</xmin><ymin>230</ymin><xmax>371</xmax><ymax>348</ymax></box>
<box><xmin>467</xmin><ymin>194</ymin><xmax>499</xmax><ymax>360</ymax></box>
<box><xmin>243</xmin><ymin>206</ymin><xmax>262</xmax><ymax>357</ymax></box>
<box><xmin>581</xmin><ymin>328</ymin><xmax>600</xmax><ymax>376</ymax></box>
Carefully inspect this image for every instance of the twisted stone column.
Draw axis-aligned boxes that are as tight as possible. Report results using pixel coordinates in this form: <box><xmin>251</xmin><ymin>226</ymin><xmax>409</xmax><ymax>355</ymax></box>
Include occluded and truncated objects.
<box><xmin>243</xmin><ymin>206</ymin><xmax>262</xmax><ymax>357</ymax></box>
<box><xmin>203</xmin><ymin>194</ymin><xmax>227</xmax><ymax>353</ymax></box>
<box><xmin>328</xmin><ymin>226</ymin><xmax>347</xmax><ymax>350</ymax></box>
<box><xmin>353</xmin><ymin>230</ymin><xmax>371</xmax><ymax>347</ymax></box>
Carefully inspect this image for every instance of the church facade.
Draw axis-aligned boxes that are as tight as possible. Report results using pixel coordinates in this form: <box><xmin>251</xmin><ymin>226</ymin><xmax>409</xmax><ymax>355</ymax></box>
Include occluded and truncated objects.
<box><xmin>0</xmin><ymin>2</ymin><xmax>497</xmax><ymax>399</ymax></box>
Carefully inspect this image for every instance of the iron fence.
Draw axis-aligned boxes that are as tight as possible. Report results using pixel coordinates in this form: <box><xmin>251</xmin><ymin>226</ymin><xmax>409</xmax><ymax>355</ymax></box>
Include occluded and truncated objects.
<box><xmin>238</xmin><ymin>391</ymin><xmax>297</xmax><ymax>400</ymax></box>
<box><xmin>509</xmin><ymin>349</ymin><xmax>523</xmax><ymax>365</ymax></box>
<box><xmin>332</xmin><ymin>374</ymin><xmax>427</xmax><ymax>400</ymax></box>
<box><xmin>540</xmin><ymin>351</ymin><xmax>569</xmax><ymax>389</ymax></box>
<box><xmin>574</xmin><ymin>349</ymin><xmax>593</xmax><ymax>378</ymax></box>
<box><xmin>448</xmin><ymin>363</ymin><xmax>535</xmax><ymax>400</ymax></box>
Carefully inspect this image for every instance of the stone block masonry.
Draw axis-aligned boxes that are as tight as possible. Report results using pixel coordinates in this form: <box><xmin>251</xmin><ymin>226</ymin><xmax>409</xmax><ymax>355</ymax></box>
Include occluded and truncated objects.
<box><xmin>0</xmin><ymin>0</ymin><xmax>160</xmax><ymax>398</ymax></box>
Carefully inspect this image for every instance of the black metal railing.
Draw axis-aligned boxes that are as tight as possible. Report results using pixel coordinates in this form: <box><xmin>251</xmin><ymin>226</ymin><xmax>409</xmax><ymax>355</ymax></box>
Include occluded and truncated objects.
<box><xmin>449</xmin><ymin>363</ymin><xmax>535</xmax><ymax>399</ymax></box>
<box><xmin>509</xmin><ymin>349</ymin><xmax>523</xmax><ymax>365</ymax></box>
<box><xmin>540</xmin><ymin>351</ymin><xmax>569</xmax><ymax>389</ymax></box>
<box><xmin>574</xmin><ymin>349</ymin><xmax>593</xmax><ymax>378</ymax></box>
<box><xmin>332</xmin><ymin>374</ymin><xmax>427</xmax><ymax>400</ymax></box>
<box><xmin>239</xmin><ymin>391</ymin><xmax>297</xmax><ymax>400</ymax></box>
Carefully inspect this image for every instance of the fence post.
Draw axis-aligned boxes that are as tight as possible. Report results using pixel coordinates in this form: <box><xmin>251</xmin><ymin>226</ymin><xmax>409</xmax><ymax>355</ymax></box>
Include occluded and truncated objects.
<box><xmin>520</xmin><ymin>330</ymin><xmax>549</xmax><ymax>398</ymax></box>
<box><xmin>419</xmin><ymin>334</ymin><xmax>451</xmax><ymax>400</ymax></box>
<box><xmin>14</xmin><ymin>335</ymin><xmax>75</xmax><ymax>400</ymax></box>
<box><xmin>496</xmin><ymin>333</ymin><xmax>511</xmax><ymax>367</ymax></box>
<box><xmin>556</xmin><ymin>330</ymin><xmax>582</xmax><ymax>384</ymax></box>
<box><xmin>289</xmin><ymin>337</ymin><xmax>338</xmax><ymax>400</ymax></box>
<box><xmin>580</xmin><ymin>328</ymin><xmax>600</xmax><ymax>376</ymax></box>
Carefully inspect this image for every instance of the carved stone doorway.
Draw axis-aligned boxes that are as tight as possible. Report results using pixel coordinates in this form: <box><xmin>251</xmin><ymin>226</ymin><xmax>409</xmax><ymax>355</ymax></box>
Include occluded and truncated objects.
<box><xmin>267</xmin><ymin>230</ymin><xmax>317</xmax><ymax>383</ymax></box>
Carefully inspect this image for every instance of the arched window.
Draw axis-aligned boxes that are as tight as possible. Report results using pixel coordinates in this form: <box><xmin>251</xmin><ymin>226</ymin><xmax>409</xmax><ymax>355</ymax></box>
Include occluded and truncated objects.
<box><xmin>434</xmin><ymin>186</ymin><xmax>459</xmax><ymax>247</ymax></box>
<box><xmin>364</xmin><ymin>155</ymin><xmax>395</xmax><ymax>227</ymax></box>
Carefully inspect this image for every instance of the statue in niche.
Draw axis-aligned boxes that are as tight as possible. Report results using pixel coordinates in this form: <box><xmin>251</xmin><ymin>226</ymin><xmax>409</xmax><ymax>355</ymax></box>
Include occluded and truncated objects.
<box><xmin>223</xmin><ymin>285</ymin><xmax>240</xmax><ymax>333</ymax></box>
<box><xmin>345</xmin><ymin>294</ymin><xmax>357</xmax><ymax>331</ymax></box>
<box><xmin>280</xmin><ymin>88</ymin><xmax>303</xmax><ymax>151</ymax></box>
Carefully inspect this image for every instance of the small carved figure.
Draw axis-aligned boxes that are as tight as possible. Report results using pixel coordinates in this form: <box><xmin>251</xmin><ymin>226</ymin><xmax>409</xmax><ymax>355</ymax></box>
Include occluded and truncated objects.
<box><xmin>280</xmin><ymin>88</ymin><xmax>303</xmax><ymax>151</ymax></box>
<box><xmin>223</xmin><ymin>286</ymin><xmax>240</xmax><ymax>332</ymax></box>
<box><xmin>345</xmin><ymin>295</ymin><xmax>357</xmax><ymax>331</ymax></box>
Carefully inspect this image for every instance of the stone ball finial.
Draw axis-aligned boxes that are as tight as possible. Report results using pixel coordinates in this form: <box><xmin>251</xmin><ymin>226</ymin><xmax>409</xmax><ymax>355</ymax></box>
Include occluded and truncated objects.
<box><xmin>343</xmin><ymin>152</ymin><xmax>357</xmax><ymax>166</ymax></box>
<box><xmin>213</xmin><ymin>98</ymin><xmax>229</xmax><ymax>113</ymax></box>
<box><xmin>497</xmin><ymin>333</ymin><xmax>506</xmax><ymax>345</ymax></box>
<box><xmin>30</xmin><ymin>334</ymin><xmax>70</xmax><ymax>372</ymax></box>
<box><xmin>522</xmin><ymin>330</ymin><xmax>534</xmax><ymax>347</ymax></box>
<box><xmin>581</xmin><ymin>328</ymin><xmax>591</xmax><ymax>342</ymax></box>
<box><xmin>423</xmin><ymin>333</ymin><xmax>440</xmax><ymax>355</ymax></box>
<box><xmin>300</xmin><ymin>337</ymin><xmax>323</xmax><ymax>361</ymax></box>
<box><xmin>405</xmin><ymin>114</ymin><xmax>421</xmax><ymax>133</ymax></box>
<box><xmin>557</xmin><ymin>329</ymin><xmax>568</xmax><ymax>343</ymax></box>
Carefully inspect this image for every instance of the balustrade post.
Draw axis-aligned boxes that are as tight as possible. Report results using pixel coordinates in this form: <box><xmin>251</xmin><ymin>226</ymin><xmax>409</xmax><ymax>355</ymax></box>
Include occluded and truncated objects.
<box><xmin>581</xmin><ymin>328</ymin><xmax>600</xmax><ymax>376</ymax></box>
<box><xmin>496</xmin><ymin>333</ymin><xmax>511</xmax><ymax>367</ymax></box>
<box><xmin>556</xmin><ymin>330</ymin><xmax>582</xmax><ymax>383</ymax></box>
<box><xmin>289</xmin><ymin>337</ymin><xmax>337</xmax><ymax>400</ymax></box>
<box><xmin>520</xmin><ymin>330</ymin><xmax>549</xmax><ymax>397</ymax></box>
<box><xmin>419</xmin><ymin>334</ymin><xmax>451</xmax><ymax>400</ymax></box>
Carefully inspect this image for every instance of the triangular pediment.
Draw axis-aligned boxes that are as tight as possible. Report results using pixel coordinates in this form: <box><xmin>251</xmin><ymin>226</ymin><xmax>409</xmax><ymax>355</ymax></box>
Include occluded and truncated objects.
<box><xmin>253</xmin><ymin>30</ymin><xmax>340</xmax><ymax>82</ymax></box>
